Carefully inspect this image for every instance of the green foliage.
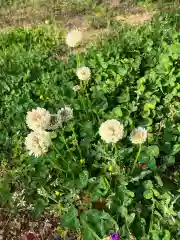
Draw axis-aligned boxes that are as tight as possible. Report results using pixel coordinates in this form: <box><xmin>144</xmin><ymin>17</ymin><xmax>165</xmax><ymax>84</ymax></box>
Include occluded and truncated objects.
<box><xmin>0</xmin><ymin>10</ymin><xmax>180</xmax><ymax>240</ymax></box>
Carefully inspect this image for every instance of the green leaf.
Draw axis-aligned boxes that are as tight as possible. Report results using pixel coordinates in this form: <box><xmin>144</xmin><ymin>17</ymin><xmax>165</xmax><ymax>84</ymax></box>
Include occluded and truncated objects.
<box><xmin>108</xmin><ymin>106</ymin><xmax>123</xmax><ymax>118</ymax></box>
<box><xmin>118</xmin><ymin>206</ymin><xmax>128</xmax><ymax>218</ymax></box>
<box><xmin>127</xmin><ymin>213</ymin><xmax>135</xmax><ymax>224</ymax></box>
<box><xmin>117</xmin><ymin>87</ymin><xmax>130</xmax><ymax>103</ymax></box>
<box><xmin>144</xmin><ymin>102</ymin><xmax>156</xmax><ymax>111</ymax></box>
<box><xmin>163</xmin><ymin>230</ymin><xmax>171</xmax><ymax>240</ymax></box>
<box><xmin>172</xmin><ymin>144</ymin><xmax>180</xmax><ymax>155</ymax></box>
<box><xmin>163</xmin><ymin>156</ymin><xmax>175</xmax><ymax>165</ymax></box>
<box><xmin>147</xmin><ymin>145</ymin><xmax>159</xmax><ymax>157</ymax></box>
<box><xmin>92</xmin><ymin>176</ymin><xmax>110</xmax><ymax>201</ymax></box>
<box><xmin>61</xmin><ymin>206</ymin><xmax>80</xmax><ymax>229</ymax></box>
<box><xmin>130</xmin><ymin>170</ymin><xmax>152</xmax><ymax>183</ymax></box>
<box><xmin>50</xmin><ymin>131</ymin><xmax>57</xmax><ymax>139</ymax></box>
<box><xmin>152</xmin><ymin>189</ymin><xmax>160</xmax><ymax>197</ymax></box>
<box><xmin>148</xmin><ymin>157</ymin><xmax>156</xmax><ymax>170</ymax></box>
<box><xmin>144</xmin><ymin>180</ymin><xmax>153</xmax><ymax>189</ymax></box>
<box><xmin>80</xmin><ymin>210</ymin><xmax>118</xmax><ymax>239</ymax></box>
<box><xmin>154</xmin><ymin>175</ymin><xmax>163</xmax><ymax>187</ymax></box>
<box><xmin>143</xmin><ymin>190</ymin><xmax>153</xmax><ymax>199</ymax></box>
<box><xmin>81</xmin><ymin>218</ymin><xmax>101</xmax><ymax>240</ymax></box>
<box><xmin>76</xmin><ymin>170</ymin><xmax>89</xmax><ymax>189</ymax></box>
<box><xmin>151</xmin><ymin>230</ymin><xmax>160</xmax><ymax>240</ymax></box>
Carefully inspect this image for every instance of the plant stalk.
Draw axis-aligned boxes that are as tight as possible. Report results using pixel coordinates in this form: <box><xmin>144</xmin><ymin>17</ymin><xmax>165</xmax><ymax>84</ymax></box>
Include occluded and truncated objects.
<box><xmin>131</xmin><ymin>144</ymin><xmax>142</xmax><ymax>174</ymax></box>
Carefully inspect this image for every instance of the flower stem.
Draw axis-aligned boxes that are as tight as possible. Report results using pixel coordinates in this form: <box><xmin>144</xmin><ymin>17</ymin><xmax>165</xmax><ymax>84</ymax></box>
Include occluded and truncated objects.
<box><xmin>76</xmin><ymin>51</ymin><xmax>81</xmax><ymax>68</ymax></box>
<box><xmin>79</xmin><ymin>94</ymin><xmax>87</xmax><ymax>114</ymax></box>
<box><xmin>114</xmin><ymin>144</ymin><xmax>118</xmax><ymax>153</ymax></box>
<box><xmin>71</xmin><ymin>126</ymin><xmax>82</xmax><ymax>159</ymax></box>
<box><xmin>131</xmin><ymin>144</ymin><xmax>142</xmax><ymax>174</ymax></box>
<box><xmin>149</xmin><ymin>199</ymin><xmax>155</xmax><ymax>233</ymax></box>
<box><xmin>60</xmin><ymin>132</ymin><xmax>71</xmax><ymax>153</ymax></box>
<box><xmin>52</xmin><ymin>142</ymin><xmax>60</xmax><ymax>155</ymax></box>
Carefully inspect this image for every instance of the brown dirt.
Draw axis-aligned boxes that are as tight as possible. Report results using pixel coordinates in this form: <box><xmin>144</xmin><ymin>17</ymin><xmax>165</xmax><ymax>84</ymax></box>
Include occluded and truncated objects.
<box><xmin>115</xmin><ymin>12</ymin><xmax>154</xmax><ymax>25</ymax></box>
<box><xmin>0</xmin><ymin>211</ymin><xmax>59</xmax><ymax>240</ymax></box>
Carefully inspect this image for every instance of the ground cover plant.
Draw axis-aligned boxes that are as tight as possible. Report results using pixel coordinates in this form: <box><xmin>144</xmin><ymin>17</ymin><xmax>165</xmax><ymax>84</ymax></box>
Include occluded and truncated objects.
<box><xmin>0</xmin><ymin>9</ymin><xmax>180</xmax><ymax>240</ymax></box>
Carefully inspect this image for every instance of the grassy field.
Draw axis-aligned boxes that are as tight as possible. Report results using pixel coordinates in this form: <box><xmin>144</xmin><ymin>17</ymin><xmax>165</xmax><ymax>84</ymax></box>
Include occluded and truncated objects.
<box><xmin>0</xmin><ymin>1</ymin><xmax>180</xmax><ymax>240</ymax></box>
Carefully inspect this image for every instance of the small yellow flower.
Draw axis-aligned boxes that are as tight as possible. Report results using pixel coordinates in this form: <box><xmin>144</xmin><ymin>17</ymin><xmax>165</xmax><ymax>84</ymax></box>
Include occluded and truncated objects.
<box><xmin>55</xmin><ymin>191</ymin><xmax>60</xmax><ymax>196</ymax></box>
<box><xmin>45</xmin><ymin>20</ymin><xmax>49</xmax><ymax>24</ymax></box>
<box><xmin>80</xmin><ymin>159</ymin><xmax>85</xmax><ymax>164</ymax></box>
<box><xmin>108</xmin><ymin>166</ymin><xmax>113</xmax><ymax>172</ymax></box>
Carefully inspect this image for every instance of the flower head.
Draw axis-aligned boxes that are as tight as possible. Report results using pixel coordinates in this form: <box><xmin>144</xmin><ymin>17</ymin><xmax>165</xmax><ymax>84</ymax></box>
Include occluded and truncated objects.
<box><xmin>99</xmin><ymin>119</ymin><xmax>124</xmax><ymax>144</ymax></box>
<box><xmin>130</xmin><ymin>127</ymin><xmax>147</xmax><ymax>144</ymax></box>
<box><xmin>47</xmin><ymin>114</ymin><xmax>62</xmax><ymax>130</ymax></box>
<box><xmin>57</xmin><ymin>106</ymin><xmax>73</xmax><ymax>123</ymax></box>
<box><xmin>66</xmin><ymin>30</ymin><xmax>82</xmax><ymax>48</ymax></box>
<box><xmin>25</xmin><ymin>130</ymin><xmax>51</xmax><ymax>157</ymax></box>
<box><xmin>72</xmin><ymin>85</ymin><xmax>81</xmax><ymax>92</ymax></box>
<box><xmin>76</xmin><ymin>66</ymin><xmax>91</xmax><ymax>81</ymax></box>
<box><xmin>26</xmin><ymin>107</ymin><xmax>51</xmax><ymax>131</ymax></box>
<box><xmin>103</xmin><ymin>233</ymin><xmax>119</xmax><ymax>240</ymax></box>
<box><xmin>110</xmin><ymin>233</ymin><xmax>119</xmax><ymax>240</ymax></box>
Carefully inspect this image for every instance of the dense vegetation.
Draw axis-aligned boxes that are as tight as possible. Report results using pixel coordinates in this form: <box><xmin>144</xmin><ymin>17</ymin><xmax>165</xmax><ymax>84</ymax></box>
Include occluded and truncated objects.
<box><xmin>0</xmin><ymin>10</ymin><xmax>180</xmax><ymax>239</ymax></box>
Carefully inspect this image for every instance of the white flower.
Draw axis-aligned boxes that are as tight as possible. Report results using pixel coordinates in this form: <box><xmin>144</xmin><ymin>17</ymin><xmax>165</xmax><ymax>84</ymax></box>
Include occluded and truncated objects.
<box><xmin>76</xmin><ymin>66</ymin><xmax>91</xmax><ymax>81</ymax></box>
<box><xmin>66</xmin><ymin>30</ymin><xmax>82</xmax><ymax>48</ymax></box>
<box><xmin>72</xmin><ymin>85</ymin><xmax>81</xmax><ymax>92</ymax></box>
<box><xmin>57</xmin><ymin>106</ymin><xmax>73</xmax><ymax>123</ymax></box>
<box><xmin>99</xmin><ymin>119</ymin><xmax>124</xmax><ymax>144</ymax></box>
<box><xmin>25</xmin><ymin>130</ymin><xmax>51</xmax><ymax>157</ymax></box>
<box><xmin>130</xmin><ymin>127</ymin><xmax>147</xmax><ymax>144</ymax></box>
<box><xmin>26</xmin><ymin>107</ymin><xmax>51</xmax><ymax>131</ymax></box>
<box><xmin>47</xmin><ymin>114</ymin><xmax>62</xmax><ymax>130</ymax></box>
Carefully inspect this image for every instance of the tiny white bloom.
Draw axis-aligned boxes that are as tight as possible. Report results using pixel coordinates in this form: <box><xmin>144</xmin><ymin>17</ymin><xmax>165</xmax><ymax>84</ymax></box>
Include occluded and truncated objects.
<box><xmin>47</xmin><ymin>114</ymin><xmax>62</xmax><ymax>130</ymax></box>
<box><xmin>45</xmin><ymin>20</ymin><xmax>49</xmax><ymax>24</ymax></box>
<box><xmin>66</xmin><ymin>30</ymin><xmax>82</xmax><ymax>48</ymax></box>
<box><xmin>57</xmin><ymin>106</ymin><xmax>73</xmax><ymax>123</ymax></box>
<box><xmin>99</xmin><ymin>119</ymin><xmax>124</xmax><ymax>144</ymax></box>
<box><xmin>25</xmin><ymin>130</ymin><xmax>51</xmax><ymax>157</ymax></box>
<box><xmin>26</xmin><ymin>107</ymin><xmax>51</xmax><ymax>131</ymax></box>
<box><xmin>130</xmin><ymin>127</ymin><xmax>148</xmax><ymax>144</ymax></box>
<box><xmin>76</xmin><ymin>66</ymin><xmax>91</xmax><ymax>81</ymax></box>
<box><xmin>72</xmin><ymin>85</ymin><xmax>81</xmax><ymax>92</ymax></box>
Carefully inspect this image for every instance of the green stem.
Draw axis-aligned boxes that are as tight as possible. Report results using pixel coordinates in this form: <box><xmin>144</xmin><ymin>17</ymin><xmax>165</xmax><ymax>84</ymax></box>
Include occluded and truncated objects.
<box><xmin>71</xmin><ymin>126</ymin><xmax>82</xmax><ymax>159</ymax></box>
<box><xmin>79</xmin><ymin>94</ymin><xmax>87</xmax><ymax>114</ymax></box>
<box><xmin>149</xmin><ymin>199</ymin><xmax>155</xmax><ymax>233</ymax></box>
<box><xmin>92</xmin><ymin>109</ymin><xmax>100</xmax><ymax>123</ymax></box>
<box><xmin>114</xmin><ymin>144</ymin><xmax>118</xmax><ymax>153</ymax></box>
<box><xmin>60</xmin><ymin>131</ymin><xmax>71</xmax><ymax>154</ymax></box>
<box><xmin>52</xmin><ymin>138</ymin><xmax>74</xmax><ymax>179</ymax></box>
<box><xmin>52</xmin><ymin>142</ymin><xmax>60</xmax><ymax>155</ymax></box>
<box><xmin>85</xmin><ymin>90</ymin><xmax>97</xmax><ymax>122</ymax></box>
<box><xmin>76</xmin><ymin>52</ymin><xmax>81</xmax><ymax>68</ymax></box>
<box><xmin>51</xmin><ymin>143</ymin><xmax>67</xmax><ymax>175</ymax></box>
<box><xmin>59</xmin><ymin>130</ymin><xmax>75</xmax><ymax>161</ymax></box>
<box><xmin>131</xmin><ymin>144</ymin><xmax>142</xmax><ymax>174</ymax></box>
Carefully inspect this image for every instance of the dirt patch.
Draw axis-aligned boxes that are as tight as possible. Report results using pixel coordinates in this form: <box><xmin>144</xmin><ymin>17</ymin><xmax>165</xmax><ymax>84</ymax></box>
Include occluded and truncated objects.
<box><xmin>115</xmin><ymin>12</ymin><xmax>154</xmax><ymax>25</ymax></box>
<box><xmin>0</xmin><ymin>6</ymin><xmax>49</xmax><ymax>28</ymax></box>
<box><xmin>0</xmin><ymin>211</ymin><xmax>59</xmax><ymax>240</ymax></box>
